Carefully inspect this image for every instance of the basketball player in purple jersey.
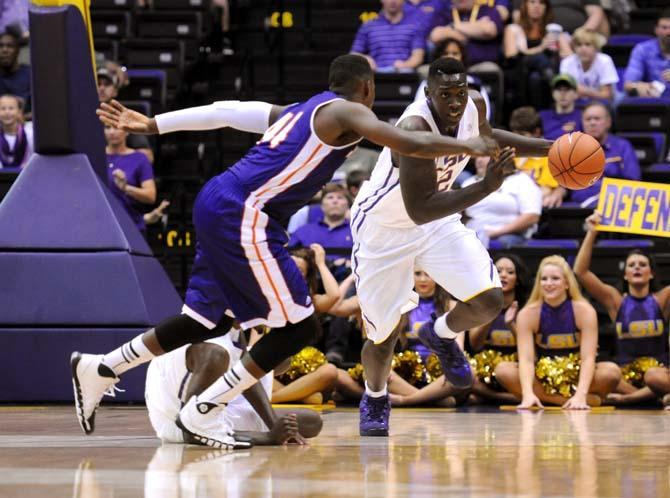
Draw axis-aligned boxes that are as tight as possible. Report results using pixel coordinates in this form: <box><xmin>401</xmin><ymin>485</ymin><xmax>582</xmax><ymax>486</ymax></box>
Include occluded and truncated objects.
<box><xmin>71</xmin><ymin>54</ymin><xmax>498</xmax><ymax>448</ymax></box>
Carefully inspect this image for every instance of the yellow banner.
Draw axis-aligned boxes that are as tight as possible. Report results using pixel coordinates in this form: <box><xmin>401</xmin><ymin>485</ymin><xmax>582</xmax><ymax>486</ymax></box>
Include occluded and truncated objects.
<box><xmin>595</xmin><ymin>177</ymin><xmax>670</xmax><ymax>238</ymax></box>
<box><xmin>31</xmin><ymin>0</ymin><xmax>96</xmax><ymax>73</ymax></box>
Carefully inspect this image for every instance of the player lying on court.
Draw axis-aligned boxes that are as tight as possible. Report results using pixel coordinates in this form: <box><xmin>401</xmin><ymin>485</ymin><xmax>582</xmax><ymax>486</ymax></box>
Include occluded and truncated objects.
<box><xmin>145</xmin><ymin>327</ymin><xmax>322</xmax><ymax>446</ymax></box>
<box><xmin>352</xmin><ymin>57</ymin><xmax>554</xmax><ymax>436</ymax></box>
<box><xmin>72</xmin><ymin>54</ymin><xmax>499</xmax><ymax>448</ymax></box>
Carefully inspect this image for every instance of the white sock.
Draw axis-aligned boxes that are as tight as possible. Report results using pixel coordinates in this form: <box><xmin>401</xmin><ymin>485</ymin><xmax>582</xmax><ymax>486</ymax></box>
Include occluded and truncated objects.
<box><xmin>197</xmin><ymin>361</ymin><xmax>258</xmax><ymax>405</ymax></box>
<box><xmin>365</xmin><ymin>381</ymin><xmax>388</xmax><ymax>398</ymax></box>
<box><xmin>101</xmin><ymin>335</ymin><xmax>154</xmax><ymax>376</ymax></box>
<box><xmin>434</xmin><ymin>312</ymin><xmax>459</xmax><ymax>340</ymax></box>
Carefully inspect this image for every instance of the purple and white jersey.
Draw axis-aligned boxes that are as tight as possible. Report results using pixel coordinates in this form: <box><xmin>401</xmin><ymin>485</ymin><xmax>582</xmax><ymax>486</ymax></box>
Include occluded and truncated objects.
<box><xmin>225</xmin><ymin>91</ymin><xmax>361</xmax><ymax>224</ymax></box>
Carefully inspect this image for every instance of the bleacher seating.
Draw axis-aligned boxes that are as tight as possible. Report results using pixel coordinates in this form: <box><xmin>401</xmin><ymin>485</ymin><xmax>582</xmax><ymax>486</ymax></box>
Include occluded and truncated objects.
<box><xmin>618</xmin><ymin>132</ymin><xmax>667</xmax><ymax>167</ymax></box>
<box><xmin>615</xmin><ymin>98</ymin><xmax>670</xmax><ymax>133</ymax></box>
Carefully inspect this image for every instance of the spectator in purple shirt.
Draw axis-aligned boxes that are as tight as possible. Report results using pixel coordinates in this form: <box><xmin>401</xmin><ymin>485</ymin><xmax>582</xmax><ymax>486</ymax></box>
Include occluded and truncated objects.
<box><xmin>570</xmin><ymin>102</ymin><xmax>640</xmax><ymax>207</ymax></box>
<box><xmin>539</xmin><ymin>74</ymin><xmax>583</xmax><ymax>141</ymax></box>
<box><xmin>0</xmin><ymin>31</ymin><xmax>29</xmax><ymax>113</ymax></box>
<box><xmin>105</xmin><ymin>125</ymin><xmax>157</xmax><ymax>233</ymax></box>
<box><xmin>429</xmin><ymin>0</ymin><xmax>503</xmax><ymax>66</ymax></box>
<box><xmin>623</xmin><ymin>9</ymin><xmax>670</xmax><ymax>99</ymax></box>
<box><xmin>351</xmin><ymin>0</ymin><xmax>426</xmax><ymax>72</ymax></box>
<box><xmin>290</xmin><ymin>183</ymin><xmax>353</xmax><ymax>260</ymax></box>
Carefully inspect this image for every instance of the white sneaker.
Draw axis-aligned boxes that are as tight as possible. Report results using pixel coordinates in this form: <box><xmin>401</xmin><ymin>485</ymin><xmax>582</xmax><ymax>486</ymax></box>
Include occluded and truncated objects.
<box><xmin>176</xmin><ymin>396</ymin><xmax>252</xmax><ymax>450</ymax></box>
<box><xmin>70</xmin><ymin>352</ymin><xmax>120</xmax><ymax>435</ymax></box>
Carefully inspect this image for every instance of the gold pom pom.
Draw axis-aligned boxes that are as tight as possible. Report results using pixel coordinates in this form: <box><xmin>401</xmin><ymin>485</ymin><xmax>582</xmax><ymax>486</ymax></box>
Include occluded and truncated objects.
<box><xmin>348</xmin><ymin>363</ymin><xmax>365</xmax><ymax>384</ymax></box>
<box><xmin>425</xmin><ymin>353</ymin><xmax>443</xmax><ymax>383</ymax></box>
<box><xmin>621</xmin><ymin>357</ymin><xmax>662</xmax><ymax>388</ymax></box>
<box><xmin>276</xmin><ymin>346</ymin><xmax>327</xmax><ymax>383</ymax></box>
<box><xmin>535</xmin><ymin>353</ymin><xmax>581</xmax><ymax>398</ymax></box>
<box><xmin>391</xmin><ymin>350</ymin><xmax>425</xmax><ymax>386</ymax></box>
<box><xmin>471</xmin><ymin>350</ymin><xmax>518</xmax><ymax>386</ymax></box>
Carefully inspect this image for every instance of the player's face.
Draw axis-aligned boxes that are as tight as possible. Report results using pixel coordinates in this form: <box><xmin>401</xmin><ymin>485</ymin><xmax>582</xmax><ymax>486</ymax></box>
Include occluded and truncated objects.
<box><xmin>496</xmin><ymin>258</ymin><xmax>517</xmax><ymax>294</ymax></box>
<box><xmin>582</xmin><ymin>105</ymin><xmax>610</xmax><ymax>142</ymax></box>
<box><xmin>624</xmin><ymin>254</ymin><xmax>653</xmax><ymax>286</ymax></box>
<box><xmin>0</xmin><ymin>97</ymin><xmax>20</xmax><ymax>127</ymax></box>
<box><xmin>540</xmin><ymin>264</ymin><xmax>569</xmax><ymax>303</ymax></box>
<box><xmin>413</xmin><ymin>270</ymin><xmax>436</xmax><ymax>298</ymax></box>
<box><xmin>291</xmin><ymin>256</ymin><xmax>309</xmax><ymax>278</ymax></box>
<box><xmin>321</xmin><ymin>192</ymin><xmax>349</xmax><ymax>218</ymax></box>
<box><xmin>426</xmin><ymin>73</ymin><xmax>469</xmax><ymax>127</ymax></box>
<box><xmin>656</xmin><ymin>18</ymin><xmax>670</xmax><ymax>51</ymax></box>
<box><xmin>0</xmin><ymin>35</ymin><xmax>18</xmax><ymax>68</ymax></box>
<box><xmin>98</xmin><ymin>77</ymin><xmax>118</xmax><ymax>103</ymax></box>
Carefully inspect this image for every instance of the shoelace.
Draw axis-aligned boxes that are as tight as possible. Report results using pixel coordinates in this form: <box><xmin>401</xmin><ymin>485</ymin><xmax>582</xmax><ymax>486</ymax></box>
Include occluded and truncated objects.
<box><xmin>103</xmin><ymin>385</ymin><xmax>125</xmax><ymax>398</ymax></box>
<box><xmin>367</xmin><ymin>398</ymin><xmax>388</xmax><ymax>421</ymax></box>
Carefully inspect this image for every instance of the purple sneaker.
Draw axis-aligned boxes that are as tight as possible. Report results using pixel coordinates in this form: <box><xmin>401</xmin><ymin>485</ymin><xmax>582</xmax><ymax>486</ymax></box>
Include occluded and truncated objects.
<box><xmin>359</xmin><ymin>394</ymin><xmax>390</xmax><ymax>437</ymax></box>
<box><xmin>418</xmin><ymin>317</ymin><xmax>473</xmax><ymax>389</ymax></box>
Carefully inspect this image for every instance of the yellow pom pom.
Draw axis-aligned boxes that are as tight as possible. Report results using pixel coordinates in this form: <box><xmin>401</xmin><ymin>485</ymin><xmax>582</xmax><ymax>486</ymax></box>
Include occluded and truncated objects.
<box><xmin>348</xmin><ymin>363</ymin><xmax>365</xmax><ymax>384</ymax></box>
<box><xmin>470</xmin><ymin>350</ymin><xmax>518</xmax><ymax>386</ymax></box>
<box><xmin>425</xmin><ymin>353</ymin><xmax>443</xmax><ymax>383</ymax></box>
<box><xmin>392</xmin><ymin>350</ymin><xmax>425</xmax><ymax>386</ymax></box>
<box><xmin>276</xmin><ymin>346</ymin><xmax>327</xmax><ymax>383</ymax></box>
<box><xmin>535</xmin><ymin>353</ymin><xmax>581</xmax><ymax>398</ymax></box>
<box><xmin>621</xmin><ymin>357</ymin><xmax>662</xmax><ymax>388</ymax></box>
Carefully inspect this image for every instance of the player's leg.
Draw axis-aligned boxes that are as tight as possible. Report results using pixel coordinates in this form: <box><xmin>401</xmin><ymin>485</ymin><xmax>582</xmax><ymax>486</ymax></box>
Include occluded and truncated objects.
<box><xmin>353</xmin><ymin>226</ymin><xmax>417</xmax><ymax>436</ymax></box>
<box><xmin>70</xmin><ymin>246</ymin><xmax>234</xmax><ymax>435</ymax></box>
<box><xmin>416</xmin><ymin>223</ymin><xmax>503</xmax><ymax>389</ymax></box>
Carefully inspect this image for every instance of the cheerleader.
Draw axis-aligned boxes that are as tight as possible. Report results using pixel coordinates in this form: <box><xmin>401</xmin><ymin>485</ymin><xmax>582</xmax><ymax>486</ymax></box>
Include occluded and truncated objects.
<box><xmin>574</xmin><ymin>212</ymin><xmax>670</xmax><ymax>406</ymax></box>
<box><xmin>468</xmin><ymin>255</ymin><xmax>530</xmax><ymax>404</ymax></box>
<box><xmin>495</xmin><ymin>255</ymin><xmax>621</xmax><ymax>408</ymax></box>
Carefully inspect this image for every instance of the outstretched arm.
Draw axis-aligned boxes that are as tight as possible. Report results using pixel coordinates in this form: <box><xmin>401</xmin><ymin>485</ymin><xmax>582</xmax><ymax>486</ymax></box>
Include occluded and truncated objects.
<box><xmin>329</xmin><ymin>101</ymin><xmax>499</xmax><ymax>159</ymax></box>
<box><xmin>98</xmin><ymin>99</ymin><xmax>286</xmax><ymax>135</ymax></box>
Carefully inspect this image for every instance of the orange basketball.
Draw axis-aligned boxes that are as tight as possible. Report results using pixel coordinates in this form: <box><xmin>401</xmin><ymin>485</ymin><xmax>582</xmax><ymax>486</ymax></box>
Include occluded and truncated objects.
<box><xmin>548</xmin><ymin>132</ymin><xmax>606</xmax><ymax>190</ymax></box>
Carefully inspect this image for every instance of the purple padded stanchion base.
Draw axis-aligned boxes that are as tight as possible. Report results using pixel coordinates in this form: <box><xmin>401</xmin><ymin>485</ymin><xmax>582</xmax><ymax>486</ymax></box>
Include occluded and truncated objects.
<box><xmin>1</xmin><ymin>328</ymin><xmax>149</xmax><ymax>402</ymax></box>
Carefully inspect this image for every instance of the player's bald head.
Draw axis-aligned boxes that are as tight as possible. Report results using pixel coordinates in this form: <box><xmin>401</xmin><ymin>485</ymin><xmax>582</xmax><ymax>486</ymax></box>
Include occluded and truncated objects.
<box><xmin>328</xmin><ymin>54</ymin><xmax>373</xmax><ymax>94</ymax></box>
<box><xmin>427</xmin><ymin>57</ymin><xmax>467</xmax><ymax>89</ymax></box>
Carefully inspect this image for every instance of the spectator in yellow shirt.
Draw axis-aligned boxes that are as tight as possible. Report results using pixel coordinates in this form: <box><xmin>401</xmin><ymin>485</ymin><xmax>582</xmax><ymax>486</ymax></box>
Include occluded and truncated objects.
<box><xmin>509</xmin><ymin>106</ymin><xmax>565</xmax><ymax>208</ymax></box>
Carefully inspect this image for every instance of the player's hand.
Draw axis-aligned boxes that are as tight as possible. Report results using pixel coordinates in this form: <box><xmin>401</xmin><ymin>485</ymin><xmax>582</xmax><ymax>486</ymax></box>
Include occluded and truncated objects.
<box><xmin>270</xmin><ymin>414</ymin><xmax>305</xmax><ymax>445</ymax></box>
<box><xmin>465</xmin><ymin>135</ymin><xmax>499</xmax><ymax>157</ymax></box>
<box><xmin>584</xmin><ymin>211</ymin><xmax>602</xmax><ymax>232</ymax></box>
<box><xmin>482</xmin><ymin>147</ymin><xmax>516</xmax><ymax>193</ymax></box>
<box><xmin>517</xmin><ymin>393</ymin><xmax>544</xmax><ymax>410</ymax></box>
<box><xmin>97</xmin><ymin>100</ymin><xmax>158</xmax><ymax>134</ymax></box>
<box><xmin>562</xmin><ymin>393</ymin><xmax>590</xmax><ymax>410</ymax></box>
<box><xmin>310</xmin><ymin>243</ymin><xmax>326</xmax><ymax>265</ymax></box>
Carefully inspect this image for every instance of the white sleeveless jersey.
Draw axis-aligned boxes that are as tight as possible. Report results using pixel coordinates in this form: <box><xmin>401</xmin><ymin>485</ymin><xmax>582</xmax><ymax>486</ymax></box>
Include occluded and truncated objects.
<box><xmin>354</xmin><ymin>97</ymin><xmax>479</xmax><ymax>229</ymax></box>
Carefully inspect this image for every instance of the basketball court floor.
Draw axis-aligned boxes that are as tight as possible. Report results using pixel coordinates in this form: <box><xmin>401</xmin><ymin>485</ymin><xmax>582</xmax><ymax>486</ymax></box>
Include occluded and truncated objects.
<box><xmin>1</xmin><ymin>405</ymin><xmax>669</xmax><ymax>497</ymax></box>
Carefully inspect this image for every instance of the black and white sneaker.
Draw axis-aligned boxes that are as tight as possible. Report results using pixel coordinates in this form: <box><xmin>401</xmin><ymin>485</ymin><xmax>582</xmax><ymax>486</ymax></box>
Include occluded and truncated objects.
<box><xmin>70</xmin><ymin>352</ymin><xmax>120</xmax><ymax>435</ymax></box>
<box><xmin>176</xmin><ymin>396</ymin><xmax>252</xmax><ymax>450</ymax></box>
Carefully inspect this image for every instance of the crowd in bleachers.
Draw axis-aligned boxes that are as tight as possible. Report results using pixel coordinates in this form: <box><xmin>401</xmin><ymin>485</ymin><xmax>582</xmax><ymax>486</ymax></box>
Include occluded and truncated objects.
<box><xmin>1</xmin><ymin>0</ymin><xmax>670</xmax><ymax>407</ymax></box>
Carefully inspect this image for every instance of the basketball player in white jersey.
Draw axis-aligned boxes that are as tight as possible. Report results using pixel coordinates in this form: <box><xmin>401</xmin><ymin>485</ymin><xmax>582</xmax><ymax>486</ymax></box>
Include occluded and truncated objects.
<box><xmin>145</xmin><ymin>327</ymin><xmax>323</xmax><ymax>446</ymax></box>
<box><xmin>353</xmin><ymin>57</ymin><xmax>553</xmax><ymax>436</ymax></box>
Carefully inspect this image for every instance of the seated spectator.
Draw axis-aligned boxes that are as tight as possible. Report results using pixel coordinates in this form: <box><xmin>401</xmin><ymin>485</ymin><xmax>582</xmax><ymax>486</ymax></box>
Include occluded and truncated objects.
<box><xmin>462</xmin><ymin>155</ymin><xmax>542</xmax><ymax>248</ymax></box>
<box><xmin>289</xmin><ymin>183</ymin><xmax>352</xmax><ymax>267</ymax></box>
<box><xmin>539</xmin><ymin>0</ymin><xmax>608</xmax><ymax>37</ymax></box>
<box><xmin>404</xmin><ymin>0</ymin><xmax>450</xmax><ymax>38</ymax></box>
<box><xmin>0</xmin><ymin>94</ymin><xmax>32</xmax><ymax>168</ymax></box>
<box><xmin>569</xmin><ymin>102</ymin><xmax>640</xmax><ymax>207</ymax></box>
<box><xmin>495</xmin><ymin>255</ymin><xmax>621</xmax><ymax>409</ymax></box>
<box><xmin>503</xmin><ymin>0</ymin><xmax>559</xmax><ymax>109</ymax></box>
<box><xmin>97</xmin><ymin>64</ymin><xmax>154</xmax><ymax>162</ymax></box>
<box><xmin>559</xmin><ymin>28</ymin><xmax>618</xmax><ymax>103</ymax></box>
<box><xmin>509</xmin><ymin>106</ymin><xmax>566</xmax><ymax>208</ymax></box>
<box><xmin>623</xmin><ymin>9</ymin><xmax>670</xmax><ymax>98</ymax></box>
<box><xmin>429</xmin><ymin>0</ymin><xmax>503</xmax><ymax>67</ymax></box>
<box><xmin>0</xmin><ymin>31</ymin><xmax>30</xmax><ymax>113</ymax></box>
<box><xmin>105</xmin><ymin>125</ymin><xmax>157</xmax><ymax>235</ymax></box>
<box><xmin>539</xmin><ymin>74</ymin><xmax>583</xmax><ymax>140</ymax></box>
<box><xmin>414</xmin><ymin>38</ymin><xmax>492</xmax><ymax>121</ymax></box>
<box><xmin>350</xmin><ymin>0</ymin><xmax>426</xmax><ymax>72</ymax></box>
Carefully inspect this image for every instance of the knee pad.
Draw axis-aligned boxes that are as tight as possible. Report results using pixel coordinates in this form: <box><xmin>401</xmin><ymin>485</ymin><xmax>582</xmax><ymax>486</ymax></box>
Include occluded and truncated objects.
<box><xmin>248</xmin><ymin>315</ymin><xmax>320</xmax><ymax>372</ymax></box>
<box><xmin>154</xmin><ymin>314</ymin><xmax>234</xmax><ymax>352</ymax></box>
